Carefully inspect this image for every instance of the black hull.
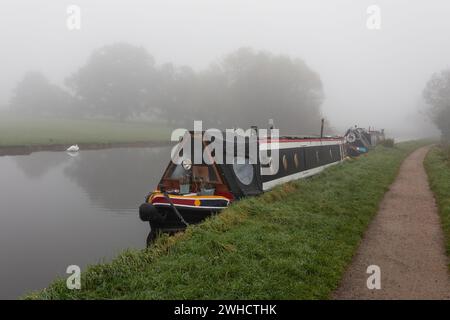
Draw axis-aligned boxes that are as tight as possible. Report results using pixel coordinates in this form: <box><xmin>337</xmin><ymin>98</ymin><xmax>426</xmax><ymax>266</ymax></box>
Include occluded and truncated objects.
<box><xmin>141</xmin><ymin>204</ymin><xmax>218</xmax><ymax>232</ymax></box>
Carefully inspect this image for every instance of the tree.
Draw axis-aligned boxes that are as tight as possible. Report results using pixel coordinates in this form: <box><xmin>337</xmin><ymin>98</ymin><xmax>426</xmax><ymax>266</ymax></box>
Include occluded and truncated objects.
<box><xmin>153</xmin><ymin>63</ymin><xmax>200</xmax><ymax>126</ymax></box>
<box><xmin>10</xmin><ymin>71</ymin><xmax>72</xmax><ymax>116</ymax></box>
<box><xmin>196</xmin><ymin>48</ymin><xmax>324</xmax><ymax>133</ymax></box>
<box><xmin>66</xmin><ymin>42</ymin><xmax>158</xmax><ymax>120</ymax></box>
<box><xmin>423</xmin><ymin>70</ymin><xmax>450</xmax><ymax>141</ymax></box>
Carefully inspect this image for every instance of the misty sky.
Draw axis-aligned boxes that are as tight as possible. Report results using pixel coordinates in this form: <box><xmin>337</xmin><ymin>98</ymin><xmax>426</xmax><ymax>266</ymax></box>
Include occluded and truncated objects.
<box><xmin>1</xmin><ymin>0</ymin><xmax>449</xmax><ymax>138</ymax></box>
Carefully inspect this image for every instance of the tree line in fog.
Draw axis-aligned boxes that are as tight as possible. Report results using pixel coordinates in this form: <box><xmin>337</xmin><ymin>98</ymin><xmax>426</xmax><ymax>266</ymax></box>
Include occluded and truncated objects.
<box><xmin>9</xmin><ymin>43</ymin><xmax>325</xmax><ymax>134</ymax></box>
<box><xmin>423</xmin><ymin>70</ymin><xmax>450</xmax><ymax>142</ymax></box>
<box><xmin>9</xmin><ymin>42</ymin><xmax>450</xmax><ymax>140</ymax></box>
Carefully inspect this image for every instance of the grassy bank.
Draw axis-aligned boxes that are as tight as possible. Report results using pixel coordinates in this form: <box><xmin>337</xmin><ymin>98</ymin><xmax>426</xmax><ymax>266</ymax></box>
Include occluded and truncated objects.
<box><xmin>0</xmin><ymin>114</ymin><xmax>170</xmax><ymax>147</ymax></box>
<box><xmin>424</xmin><ymin>146</ymin><xmax>450</xmax><ymax>261</ymax></box>
<box><xmin>28</xmin><ymin>141</ymin><xmax>424</xmax><ymax>300</ymax></box>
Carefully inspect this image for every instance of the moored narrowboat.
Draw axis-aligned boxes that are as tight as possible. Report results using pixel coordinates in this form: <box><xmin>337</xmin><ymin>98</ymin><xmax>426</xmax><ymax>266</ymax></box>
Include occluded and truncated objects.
<box><xmin>139</xmin><ymin>127</ymin><xmax>345</xmax><ymax>244</ymax></box>
<box><xmin>344</xmin><ymin>126</ymin><xmax>385</xmax><ymax>156</ymax></box>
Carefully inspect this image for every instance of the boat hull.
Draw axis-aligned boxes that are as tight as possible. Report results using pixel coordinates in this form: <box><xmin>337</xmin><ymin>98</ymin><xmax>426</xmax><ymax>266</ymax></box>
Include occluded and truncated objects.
<box><xmin>140</xmin><ymin>193</ymin><xmax>230</xmax><ymax>232</ymax></box>
<box><xmin>140</xmin><ymin>204</ymin><xmax>219</xmax><ymax>232</ymax></box>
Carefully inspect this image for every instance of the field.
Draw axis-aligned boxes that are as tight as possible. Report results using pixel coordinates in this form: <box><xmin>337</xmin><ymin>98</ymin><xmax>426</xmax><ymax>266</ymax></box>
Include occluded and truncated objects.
<box><xmin>0</xmin><ymin>113</ymin><xmax>171</xmax><ymax>147</ymax></box>
<box><xmin>424</xmin><ymin>146</ymin><xmax>450</xmax><ymax>261</ymax></box>
<box><xmin>27</xmin><ymin>141</ymin><xmax>424</xmax><ymax>299</ymax></box>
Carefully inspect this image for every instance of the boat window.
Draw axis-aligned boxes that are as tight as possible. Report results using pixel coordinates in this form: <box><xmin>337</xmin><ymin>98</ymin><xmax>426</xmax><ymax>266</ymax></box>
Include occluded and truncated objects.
<box><xmin>165</xmin><ymin>163</ymin><xmax>220</xmax><ymax>183</ymax></box>
<box><xmin>232</xmin><ymin>157</ymin><xmax>254</xmax><ymax>185</ymax></box>
<box><xmin>294</xmin><ymin>153</ymin><xmax>299</xmax><ymax>169</ymax></box>
<box><xmin>167</xmin><ymin>164</ymin><xmax>185</xmax><ymax>179</ymax></box>
<box><xmin>282</xmin><ymin>155</ymin><xmax>288</xmax><ymax>171</ymax></box>
<box><xmin>192</xmin><ymin>165</ymin><xmax>218</xmax><ymax>183</ymax></box>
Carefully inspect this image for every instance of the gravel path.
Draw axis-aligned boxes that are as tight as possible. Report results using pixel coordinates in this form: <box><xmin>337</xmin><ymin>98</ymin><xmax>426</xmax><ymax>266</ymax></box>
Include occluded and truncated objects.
<box><xmin>333</xmin><ymin>146</ymin><xmax>450</xmax><ymax>299</ymax></box>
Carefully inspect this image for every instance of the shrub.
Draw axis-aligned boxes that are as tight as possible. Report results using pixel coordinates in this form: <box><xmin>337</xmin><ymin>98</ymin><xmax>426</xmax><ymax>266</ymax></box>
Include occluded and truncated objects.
<box><xmin>380</xmin><ymin>138</ymin><xmax>395</xmax><ymax>148</ymax></box>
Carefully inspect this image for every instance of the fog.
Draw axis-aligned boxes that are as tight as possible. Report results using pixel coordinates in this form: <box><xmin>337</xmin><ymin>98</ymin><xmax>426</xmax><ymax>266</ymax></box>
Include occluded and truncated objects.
<box><xmin>1</xmin><ymin>0</ymin><xmax>448</xmax><ymax>138</ymax></box>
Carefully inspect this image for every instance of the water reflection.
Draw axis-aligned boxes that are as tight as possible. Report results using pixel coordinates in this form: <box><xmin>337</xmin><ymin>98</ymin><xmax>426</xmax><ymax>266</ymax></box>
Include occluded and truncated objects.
<box><xmin>0</xmin><ymin>146</ymin><xmax>171</xmax><ymax>299</ymax></box>
<box><xmin>13</xmin><ymin>152</ymin><xmax>68</xmax><ymax>179</ymax></box>
<box><xmin>63</xmin><ymin>147</ymin><xmax>170</xmax><ymax>213</ymax></box>
<box><xmin>14</xmin><ymin>147</ymin><xmax>171</xmax><ymax>213</ymax></box>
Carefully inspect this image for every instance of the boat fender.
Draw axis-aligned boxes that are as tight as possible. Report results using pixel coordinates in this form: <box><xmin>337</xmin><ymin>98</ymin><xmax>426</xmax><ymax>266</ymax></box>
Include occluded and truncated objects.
<box><xmin>346</xmin><ymin>133</ymin><xmax>356</xmax><ymax>143</ymax></box>
<box><xmin>357</xmin><ymin>147</ymin><xmax>368</xmax><ymax>153</ymax></box>
<box><xmin>139</xmin><ymin>203</ymin><xmax>164</xmax><ymax>222</ymax></box>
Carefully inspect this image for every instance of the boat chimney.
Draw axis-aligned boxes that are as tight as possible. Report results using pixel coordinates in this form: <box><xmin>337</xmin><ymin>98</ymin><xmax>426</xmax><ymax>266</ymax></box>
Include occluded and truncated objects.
<box><xmin>268</xmin><ymin>119</ymin><xmax>274</xmax><ymax>130</ymax></box>
<box><xmin>320</xmin><ymin>118</ymin><xmax>325</xmax><ymax>139</ymax></box>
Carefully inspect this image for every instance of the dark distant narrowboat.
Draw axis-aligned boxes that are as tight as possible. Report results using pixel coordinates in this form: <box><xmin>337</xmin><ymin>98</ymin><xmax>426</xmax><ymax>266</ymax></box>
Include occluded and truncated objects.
<box><xmin>344</xmin><ymin>126</ymin><xmax>385</xmax><ymax>156</ymax></box>
<box><xmin>139</xmin><ymin>128</ymin><xmax>345</xmax><ymax>243</ymax></box>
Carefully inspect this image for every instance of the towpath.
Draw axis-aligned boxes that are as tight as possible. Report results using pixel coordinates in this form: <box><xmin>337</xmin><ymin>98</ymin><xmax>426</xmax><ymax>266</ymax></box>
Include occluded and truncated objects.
<box><xmin>333</xmin><ymin>146</ymin><xmax>450</xmax><ymax>299</ymax></box>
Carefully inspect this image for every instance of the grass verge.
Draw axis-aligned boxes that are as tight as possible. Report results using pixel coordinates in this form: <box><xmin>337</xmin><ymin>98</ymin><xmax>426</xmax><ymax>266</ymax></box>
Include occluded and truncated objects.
<box><xmin>0</xmin><ymin>114</ymin><xmax>170</xmax><ymax>147</ymax></box>
<box><xmin>27</xmin><ymin>141</ymin><xmax>424</xmax><ymax>299</ymax></box>
<box><xmin>424</xmin><ymin>146</ymin><xmax>450</xmax><ymax>261</ymax></box>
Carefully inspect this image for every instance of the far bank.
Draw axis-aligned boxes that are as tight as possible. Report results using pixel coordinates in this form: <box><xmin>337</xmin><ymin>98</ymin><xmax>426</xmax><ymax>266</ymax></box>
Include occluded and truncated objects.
<box><xmin>0</xmin><ymin>114</ymin><xmax>172</xmax><ymax>156</ymax></box>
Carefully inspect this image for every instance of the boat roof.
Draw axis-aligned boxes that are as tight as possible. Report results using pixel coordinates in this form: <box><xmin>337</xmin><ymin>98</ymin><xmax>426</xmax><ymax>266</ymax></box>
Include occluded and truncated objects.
<box><xmin>187</xmin><ymin>130</ymin><xmax>343</xmax><ymax>141</ymax></box>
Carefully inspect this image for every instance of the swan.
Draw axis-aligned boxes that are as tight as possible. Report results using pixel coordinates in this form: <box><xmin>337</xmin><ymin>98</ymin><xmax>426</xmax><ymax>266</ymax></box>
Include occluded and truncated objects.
<box><xmin>66</xmin><ymin>144</ymin><xmax>80</xmax><ymax>152</ymax></box>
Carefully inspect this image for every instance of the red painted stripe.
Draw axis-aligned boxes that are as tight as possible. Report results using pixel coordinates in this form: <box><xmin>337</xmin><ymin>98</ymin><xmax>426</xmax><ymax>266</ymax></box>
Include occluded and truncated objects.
<box><xmin>260</xmin><ymin>138</ymin><xmax>343</xmax><ymax>143</ymax></box>
<box><xmin>151</xmin><ymin>196</ymin><xmax>232</xmax><ymax>206</ymax></box>
<box><xmin>151</xmin><ymin>196</ymin><xmax>195</xmax><ymax>206</ymax></box>
<box><xmin>214</xmin><ymin>192</ymin><xmax>234</xmax><ymax>201</ymax></box>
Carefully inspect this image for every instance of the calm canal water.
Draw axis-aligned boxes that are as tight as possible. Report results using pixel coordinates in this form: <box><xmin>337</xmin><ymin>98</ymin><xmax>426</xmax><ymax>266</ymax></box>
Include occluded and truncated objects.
<box><xmin>0</xmin><ymin>146</ymin><xmax>172</xmax><ymax>299</ymax></box>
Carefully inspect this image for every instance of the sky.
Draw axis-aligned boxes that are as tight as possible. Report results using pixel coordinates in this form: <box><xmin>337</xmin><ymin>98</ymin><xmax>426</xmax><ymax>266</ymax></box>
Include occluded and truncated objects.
<box><xmin>1</xmin><ymin>0</ymin><xmax>448</xmax><ymax>138</ymax></box>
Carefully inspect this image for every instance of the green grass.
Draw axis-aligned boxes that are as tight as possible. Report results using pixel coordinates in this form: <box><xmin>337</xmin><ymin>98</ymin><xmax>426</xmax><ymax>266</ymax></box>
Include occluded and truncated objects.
<box><xmin>27</xmin><ymin>141</ymin><xmax>424</xmax><ymax>300</ymax></box>
<box><xmin>0</xmin><ymin>113</ymin><xmax>171</xmax><ymax>146</ymax></box>
<box><xmin>424</xmin><ymin>146</ymin><xmax>450</xmax><ymax>261</ymax></box>
<box><xmin>379</xmin><ymin>138</ymin><xmax>395</xmax><ymax>148</ymax></box>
